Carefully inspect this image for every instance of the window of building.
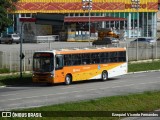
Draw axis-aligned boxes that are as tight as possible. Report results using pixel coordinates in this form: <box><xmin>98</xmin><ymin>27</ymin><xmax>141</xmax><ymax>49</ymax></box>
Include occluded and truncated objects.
<box><xmin>70</xmin><ymin>13</ymin><xmax>74</xmax><ymax>16</ymax></box>
<box><xmin>75</xmin><ymin>13</ymin><xmax>79</xmax><ymax>16</ymax></box>
<box><xmin>20</xmin><ymin>13</ymin><xmax>32</xmax><ymax>18</ymax></box>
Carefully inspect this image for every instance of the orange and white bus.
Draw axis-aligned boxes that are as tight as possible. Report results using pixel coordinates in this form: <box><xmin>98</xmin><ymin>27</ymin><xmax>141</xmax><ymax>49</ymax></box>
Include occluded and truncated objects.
<box><xmin>32</xmin><ymin>47</ymin><xmax>127</xmax><ymax>85</ymax></box>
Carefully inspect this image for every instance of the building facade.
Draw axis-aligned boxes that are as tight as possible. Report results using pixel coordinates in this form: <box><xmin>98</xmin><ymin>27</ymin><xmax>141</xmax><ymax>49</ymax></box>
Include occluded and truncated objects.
<box><xmin>11</xmin><ymin>0</ymin><xmax>158</xmax><ymax>41</ymax></box>
<box><xmin>157</xmin><ymin>0</ymin><xmax>160</xmax><ymax>37</ymax></box>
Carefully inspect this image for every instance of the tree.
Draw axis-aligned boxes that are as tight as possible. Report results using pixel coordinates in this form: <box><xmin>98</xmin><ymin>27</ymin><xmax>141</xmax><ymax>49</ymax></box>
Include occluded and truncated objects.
<box><xmin>0</xmin><ymin>0</ymin><xmax>18</xmax><ymax>33</ymax></box>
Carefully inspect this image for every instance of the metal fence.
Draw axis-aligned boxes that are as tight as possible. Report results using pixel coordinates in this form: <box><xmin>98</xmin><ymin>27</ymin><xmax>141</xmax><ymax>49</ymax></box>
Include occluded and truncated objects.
<box><xmin>0</xmin><ymin>42</ymin><xmax>160</xmax><ymax>72</ymax></box>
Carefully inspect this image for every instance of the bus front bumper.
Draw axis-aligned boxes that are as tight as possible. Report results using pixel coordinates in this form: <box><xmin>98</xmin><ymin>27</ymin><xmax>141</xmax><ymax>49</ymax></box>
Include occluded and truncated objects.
<box><xmin>32</xmin><ymin>73</ymin><xmax>54</xmax><ymax>83</ymax></box>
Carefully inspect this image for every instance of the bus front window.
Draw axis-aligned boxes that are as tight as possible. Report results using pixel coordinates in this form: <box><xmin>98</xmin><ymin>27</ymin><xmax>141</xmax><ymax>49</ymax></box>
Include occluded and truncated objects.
<box><xmin>33</xmin><ymin>53</ymin><xmax>54</xmax><ymax>72</ymax></box>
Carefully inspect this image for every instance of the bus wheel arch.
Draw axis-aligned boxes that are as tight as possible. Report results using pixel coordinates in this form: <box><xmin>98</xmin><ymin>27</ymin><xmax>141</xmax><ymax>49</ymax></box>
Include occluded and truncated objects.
<box><xmin>101</xmin><ymin>70</ymin><xmax>108</xmax><ymax>81</ymax></box>
<box><xmin>65</xmin><ymin>74</ymin><xmax>72</xmax><ymax>85</ymax></box>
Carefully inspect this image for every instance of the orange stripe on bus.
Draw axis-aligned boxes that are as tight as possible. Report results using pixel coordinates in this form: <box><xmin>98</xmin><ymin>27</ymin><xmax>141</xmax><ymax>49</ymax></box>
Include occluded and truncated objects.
<box><xmin>56</xmin><ymin>48</ymin><xmax>126</xmax><ymax>55</ymax></box>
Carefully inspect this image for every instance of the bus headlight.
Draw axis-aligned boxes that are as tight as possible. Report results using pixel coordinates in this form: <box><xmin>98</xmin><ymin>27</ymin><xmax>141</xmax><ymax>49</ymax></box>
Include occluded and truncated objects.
<box><xmin>48</xmin><ymin>75</ymin><xmax>53</xmax><ymax>78</ymax></box>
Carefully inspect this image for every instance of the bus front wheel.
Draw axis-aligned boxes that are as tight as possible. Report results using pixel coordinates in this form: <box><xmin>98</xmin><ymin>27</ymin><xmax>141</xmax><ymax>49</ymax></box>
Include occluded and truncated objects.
<box><xmin>102</xmin><ymin>71</ymin><xmax>108</xmax><ymax>81</ymax></box>
<box><xmin>65</xmin><ymin>74</ymin><xmax>72</xmax><ymax>85</ymax></box>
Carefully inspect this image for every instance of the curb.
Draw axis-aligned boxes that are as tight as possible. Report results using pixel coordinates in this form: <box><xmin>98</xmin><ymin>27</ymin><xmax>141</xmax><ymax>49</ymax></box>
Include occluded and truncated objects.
<box><xmin>0</xmin><ymin>71</ymin><xmax>31</xmax><ymax>76</ymax></box>
<box><xmin>127</xmin><ymin>69</ymin><xmax>160</xmax><ymax>75</ymax></box>
<box><xmin>0</xmin><ymin>85</ymin><xmax>6</xmax><ymax>88</ymax></box>
<box><xmin>129</xmin><ymin>59</ymin><xmax>160</xmax><ymax>64</ymax></box>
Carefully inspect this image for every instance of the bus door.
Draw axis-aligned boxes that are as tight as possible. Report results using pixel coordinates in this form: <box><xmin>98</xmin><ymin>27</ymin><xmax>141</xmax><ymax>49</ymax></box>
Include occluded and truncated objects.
<box><xmin>54</xmin><ymin>55</ymin><xmax>65</xmax><ymax>83</ymax></box>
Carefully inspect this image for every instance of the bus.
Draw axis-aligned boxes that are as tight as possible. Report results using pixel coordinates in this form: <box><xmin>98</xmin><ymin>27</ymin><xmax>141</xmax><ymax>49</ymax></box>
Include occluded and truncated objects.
<box><xmin>32</xmin><ymin>47</ymin><xmax>127</xmax><ymax>85</ymax></box>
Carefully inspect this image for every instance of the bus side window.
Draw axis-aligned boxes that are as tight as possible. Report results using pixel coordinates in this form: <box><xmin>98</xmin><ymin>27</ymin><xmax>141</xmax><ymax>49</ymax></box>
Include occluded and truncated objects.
<box><xmin>56</xmin><ymin>57</ymin><xmax>59</xmax><ymax>67</ymax></box>
<box><xmin>82</xmin><ymin>53</ymin><xmax>91</xmax><ymax>65</ymax></box>
<box><xmin>91</xmin><ymin>53</ymin><xmax>100</xmax><ymax>64</ymax></box>
<box><xmin>56</xmin><ymin>55</ymin><xmax>63</xmax><ymax>68</ymax></box>
<box><xmin>64</xmin><ymin>55</ymin><xmax>72</xmax><ymax>66</ymax></box>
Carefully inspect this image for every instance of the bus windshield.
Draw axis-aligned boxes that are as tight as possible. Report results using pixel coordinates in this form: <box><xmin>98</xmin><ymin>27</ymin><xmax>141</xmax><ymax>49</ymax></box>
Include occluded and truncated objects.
<box><xmin>33</xmin><ymin>53</ymin><xmax>54</xmax><ymax>72</ymax></box>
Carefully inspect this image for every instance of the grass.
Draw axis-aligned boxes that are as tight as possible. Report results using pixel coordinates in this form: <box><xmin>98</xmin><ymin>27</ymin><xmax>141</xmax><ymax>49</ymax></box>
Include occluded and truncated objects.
<box><xmin>0</xmin><ymin>68</ymin><xmax>10</xmax><ymax>74</ymax></box>
<box><xmin>0</xmin><ymin>74</ymin><xmax>32</xmax><ymax>86</ymax></box>
<box><xmin>1</xmin><ymin>91</ymin><xmax>160</xmax><ymax>120</ymax></box>
<box><xmin>23</xmin><ymin>91</ymin><xmax>160</xmax><ymax>111</ymax></box>
<box><xmin>128</xmin><ymin>60</ymin><xmax>160</xmax><ymax>72</ymax></box>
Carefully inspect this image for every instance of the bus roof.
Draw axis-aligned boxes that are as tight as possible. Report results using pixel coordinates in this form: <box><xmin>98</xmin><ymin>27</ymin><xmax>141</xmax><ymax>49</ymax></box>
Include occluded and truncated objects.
<box><xmin>34</xmin><ymin>47</ymin><xmax>126</xmax><ymax>55</ymax></box>
<box><xmin>55</xmin><ymin>47</ymin><xmax>126</xmax><ymax>55</ymax></box>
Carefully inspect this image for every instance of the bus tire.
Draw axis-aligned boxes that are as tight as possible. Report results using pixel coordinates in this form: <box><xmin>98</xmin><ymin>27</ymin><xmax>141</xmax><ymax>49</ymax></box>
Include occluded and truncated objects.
<box><xmin>102</xmin><ymin>71</ymin><xmax>108</xmax><ymax>81</ymax></box>
<box><xmin>65</xmin><ymin>74</ymin><xmax>72</xmax><ymax>85</ymax></box>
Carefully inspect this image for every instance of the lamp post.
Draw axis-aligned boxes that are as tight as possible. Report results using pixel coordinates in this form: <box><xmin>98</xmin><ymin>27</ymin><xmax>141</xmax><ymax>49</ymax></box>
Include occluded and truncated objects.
<box><xmin>131</xmin><ymin>0</ymin><xmax>140</xmax><ymax>60</ymax></box>
<box><xmin>82</xmin><ymin>0</ymin><xmax>92</xmax><ymax>46</ymax></box>
<box><xmin>19</xmin><ymin>18</ymin><xmax>36</xmax><ymax>80</ymax></box>
<box><xmin>20</xmin><ymin>22</ymin><xmax>24</xmax><ymax>80</ymax></box>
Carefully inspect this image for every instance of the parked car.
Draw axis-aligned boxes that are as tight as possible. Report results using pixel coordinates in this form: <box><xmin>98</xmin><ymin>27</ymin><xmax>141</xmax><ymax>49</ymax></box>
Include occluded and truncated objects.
<box><xmin>0</xmin><ymin>34</ymin><xmax>20</xmax><ymax>44</ymax></box>
<box><xmin>130</xmin><ymin>37</ymin><xmax>156</xmax><ymax>47</ymax></box>
<box><xmin>92</xmin><ymin>37</ymin><xmax>119</xmax><ymax>45</ymax></box>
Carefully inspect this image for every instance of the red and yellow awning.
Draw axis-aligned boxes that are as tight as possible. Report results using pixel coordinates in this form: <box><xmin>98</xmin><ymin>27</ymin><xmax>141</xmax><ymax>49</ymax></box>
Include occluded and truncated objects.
<box><xmin>14</xmin><ymin>0</ymin><xmax>158</xmax><ymax>13</ymax></box>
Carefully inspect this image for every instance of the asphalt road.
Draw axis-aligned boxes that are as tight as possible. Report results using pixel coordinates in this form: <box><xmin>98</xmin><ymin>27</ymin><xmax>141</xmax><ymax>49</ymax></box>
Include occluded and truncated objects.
<box><xmin>0</xmin><ymin>41</ymin><xmax>128</xmax><ymax>52</ymax></box>
<box><xmin>0</xmin><ymin>71</ymin><xmax>160</xmax><ymax>111</ymax></box>
<box><xmin>0</xmin><ymin>42</ymin><xmax>91</xmax><ymax>52</ymax></box>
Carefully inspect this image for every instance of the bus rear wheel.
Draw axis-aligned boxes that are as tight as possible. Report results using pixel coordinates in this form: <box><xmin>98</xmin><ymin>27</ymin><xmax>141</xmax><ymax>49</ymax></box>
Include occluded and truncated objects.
<box><xmin>65</xmin><ymin>74</ymin><xmax>72</xmax><ymax>85</ymax></box>
<box><xmin>102</xmin><ymin>71</ymin><xmax>108</xmax><ymax>81</ymax></box>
